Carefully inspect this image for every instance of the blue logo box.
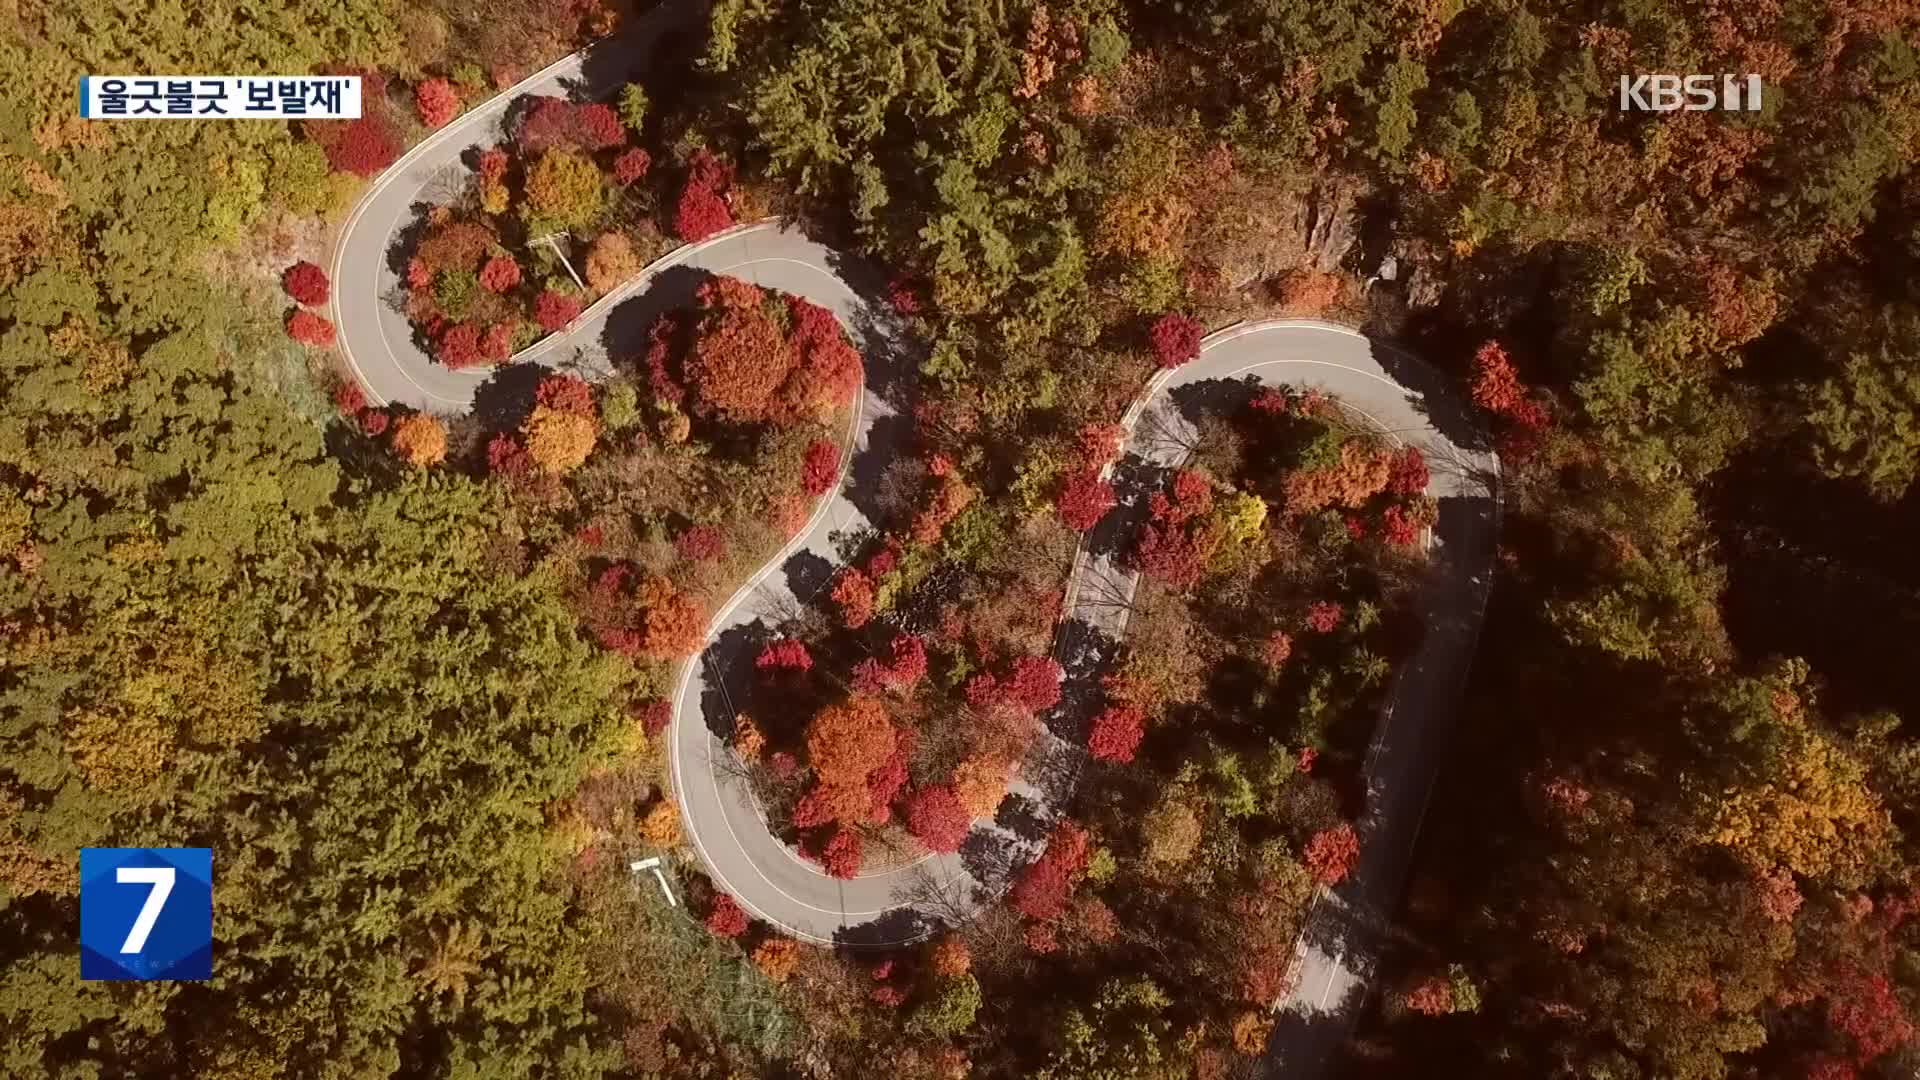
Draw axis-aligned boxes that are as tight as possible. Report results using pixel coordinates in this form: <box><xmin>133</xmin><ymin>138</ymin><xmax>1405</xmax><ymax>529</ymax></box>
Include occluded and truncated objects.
<box><xmin>80</xmin><ymin>848</ymin><xmax>212</xmax><ymax>981</ymax></box>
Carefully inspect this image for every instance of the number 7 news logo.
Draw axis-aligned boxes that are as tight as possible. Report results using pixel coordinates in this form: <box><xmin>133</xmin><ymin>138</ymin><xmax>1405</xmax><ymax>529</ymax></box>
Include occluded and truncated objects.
<box><xmin>80</xmin><ymin>848</ymin><xmax>212</xmax><ymax>981</ymax></box>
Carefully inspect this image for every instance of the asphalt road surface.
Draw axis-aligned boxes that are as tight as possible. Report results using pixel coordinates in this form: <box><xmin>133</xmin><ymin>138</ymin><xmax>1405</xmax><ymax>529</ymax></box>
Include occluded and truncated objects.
<box><xmin>330</xmin><ymin>7</ymin><xmax>1501</xmax><ymax>1065</ymax></box>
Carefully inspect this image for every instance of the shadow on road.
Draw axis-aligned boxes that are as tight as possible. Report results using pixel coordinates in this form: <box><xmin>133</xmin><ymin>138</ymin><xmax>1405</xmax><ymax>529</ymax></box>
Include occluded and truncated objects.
<box><xmin>697</xmin><ymin>621</ymin><xmax>772</xmax><ymax>740</ymax></box>
<box><xmin>844</xmin><ymin>412</ymin><xmax>915</xmax><ymax>527</ymax></box>
<box><xmin>822</xmin><ymin>245</ymin><xmax>924</xmax><ymax>411</ymax></box>
<box><xmin>469</xmin><ymin>359</ymin><xmax>549</xmax><ymax>433</ymax></box>
<box><xmin>598</xmin><ymin>263</ymin><xmax>711</xmax><ymax>358</ymax></box>
<box><xmin>833</xmin><ymin>905</ymin><xmax>938</xmax><ymax>951</ymax></box>
<box><xmin>1258</xmin><ymin>987</ymin><xmax>1367</xmax><ymax>1080</ymax></box>
<box><xmin>779</xmin><ymin>548</ymin><xmax>836</xmax><ymax>605</ymax></box>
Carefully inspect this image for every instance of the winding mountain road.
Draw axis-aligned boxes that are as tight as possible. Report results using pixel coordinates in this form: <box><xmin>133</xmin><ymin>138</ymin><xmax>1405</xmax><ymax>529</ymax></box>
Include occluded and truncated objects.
<box><xmin>330</xmin><ymin>6</ymin><xmax>1499</xmax><ymax>1069</ymax></box>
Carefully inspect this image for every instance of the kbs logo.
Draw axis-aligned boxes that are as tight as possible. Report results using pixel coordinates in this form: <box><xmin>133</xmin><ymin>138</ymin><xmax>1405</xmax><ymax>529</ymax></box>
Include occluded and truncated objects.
<box><xmin>1618</xmin><ymin>74</ymin><xmax>1763</xmax><ymax>112</ymax></box>
<box><xmin>80</xmin><ymin>848</ymin><xmax>213</xmax><ymax>981</ymax></box>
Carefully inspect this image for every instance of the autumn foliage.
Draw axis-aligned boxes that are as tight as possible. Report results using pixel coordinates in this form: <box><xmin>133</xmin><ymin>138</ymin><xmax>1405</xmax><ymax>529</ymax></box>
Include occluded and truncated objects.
<box><xmin>853</xmin><ymin>635</ymin><xmax>929</xmax><ymax>695</ymax></box>
<box><xmin>1088</xmin><ymin>705</ymin><xmax>1146</xmax><ymax>763</ymax></box>
<box><xmin>325</xmin><ymin>111</ymin><xmax>402</xmax><ymax>176</ymax></box>
<box><xmin>802</xmin><ymin>696</ymin><xmax>901</xmax><ymax>827</ymax></box>
<box><xmin>534</xmin><ymin>290</ymin><xmax>581</xmax><ymax>331</ymax></box>
<box><xmin>1056</xmin><ymin>468</ymin><xmax>1117</xmax><ymax>531</ymax></box>
<box><xmin>752</xmin><ymin>938</ymin><xmax>801</xmax><ymax>983</ymax></box>
<box><xmin>1470</xmin><ymin>340</ymin><xmax>1552</xmax><ymax>460</ymax></box>
<box><xmin>1149</xmin><ymin>312</ymin><xmax>1203</xmax><ymax>368</ymax></box>
<box><xmin>1010</xmin><ymin>820</ymin><xmax>1092</xmax><ymax>921</ymax></box>
<box><xmin>638</xmin><ymin>578</ymin><xmax>705</xmax><ymax>659</ymax></box>
<box><xmin>1305</xmin><ymin>600</ymin><xmax>1343</xmax><ymax>633</ymax></box>
<box><xmin>515</xmin><ymin>97</ymin><xmax>625</xmax><ymax>154</ymax></box>
<box><xmin>802</xmin><ymin>439</ymin><xmax>842</xmax><ymax>496</ymax></box>
<box><xmin>675</xmin><ymin>523</ymin><xmax>725</xmax><ymax>562</ymax></box>
<box><xmin>414</xmin><ymin>78</ymin><xmax>460</xmax><ymax>128</ymax></box>
<box><xmin>478</xmin><ymin>255</ymin><xmax>522</xmax><ymax>293</ymax></box>
<box><xmin>286</xmin><ymin>309</ymin><xmax>336</xmax><ymax>347</ymax></box>
<box><xmin>832</xmin><ymin>568</ymin><xmax>876</xmax><ymax>628</ymax></box>
<box><xmin>679</xmin><ymin>278</ymin><xmax>862</xmax><ymax>426</ymax></box>
<box><xmin>522</xmin><ymin>376</ymin><xmax>600</xmax><ymax>476</ymax></box>
<box><xmin>389</xmin><ymin>412</ymin><xmax>448</xmax><ymax>468</ymax></box>
<box><xmin>1470</xmin><ymin>341</ymin><xmax>1526</xmax><ymax>415</ymax></box>
<box><xmin>705</xmin><ymin>894</ymin><xmax>748</xmax><ymax>938</ymax></box>
<box><xmin>1386</xmin><ymin>447</ymin><xmax>1429</xmax><ymax>496</ymax></box>
<box><xmin>584</xmin><ymin>231</ymin><xmax>640</xmax><ymax>293</ymax></box>
<box><xmin>756</xmin><ymin>639</ymin><xmax>814</xmax><ymax>675</ymax></box>
<box><xmin>1304</xmin><ymin>823</ymin><xmax>1360</xmax><ymax>884</ymax></box>
<box><xmin>905</xmin><ymin>785</ymin><xmax>971</xmax><ymax>853</ymax></box>
<box><xmin>674</xmin><ymin>148</ymin><xmax>736</xmax><ymax>242</ymax></box>
<box><xmin>282</xmin><ymin>261</ymin><xmax>330</xmax><ymax>305</ymax></box>
<box><xmin>612</xmin><ymin>147</ymin><xmax>651</xmax><ymax>186</ymax></box>
<box><xmin>817</xmin><ymin>828</ymin><xmax>863</xmax><ymax>879</ymax></box>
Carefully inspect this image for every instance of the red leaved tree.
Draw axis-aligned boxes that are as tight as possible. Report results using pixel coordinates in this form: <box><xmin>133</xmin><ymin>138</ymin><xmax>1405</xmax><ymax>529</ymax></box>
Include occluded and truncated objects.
<box><xmin>756</xmin><ymin>639</ymin><xmax>814</xmax><ymax>675</ymax></box>
<box><xmin>613</xmin><ymin>147</ymin><xmax>651</xmax><ymax>186</ymax></box>
<box><xmin>1470</xmin><ymin>341</ymin><xmax>1526</xmax><ymax>415</ymax></box>
<box><xmin>1010</xmin><ymin>820</ymin><xmax>1091</xmax><ymax>921</ymax></box>
<box><xmin>333</xmin><ymin>381</ymin><xmax>366</xmax><ymax>416</ymax></box>
<box><xmin>905</xmin><ymin>785</ymin><xmax>971</xmax><ymax>853</ymax></box>
<box><xmin>478</xmin><ymin>148</ymin><xmax>510</xmax><ymax>185</ymax></box>
<box><xmin>779</xmin><ymin>296</ymin><xmax>863</xmax><ymax>419</ymax></box>
<box><xmin>675</xmin><ymin>523</ymin><xmax>726</xmax><ymax>562</ymax></box>
<box><xmin>515</xmin><ymin>97</ymin><xmax>625</xmax><ymax>154</ymax></box>
<box><xmin>1149</xmin><ymin>312</ymin><xmax>1203</xmax><ymax>369</ymax></box>
<box><xmin>283</xmin><ymin>261</ymin><xmax>330</xmax><ymax>305</ymax></box>
<box><xmin>415</xmin><ymin>78</ymin><xmax>459</xmax><ymax>128</ymax></box>
<box><xmin>1088</xmin><ymin>705</ymin><xmax>1146</xmax><ymax>763</ymax></box>
<box><xmin>1134</xmin><ymin>525</ymin><xmax>1205</xmax><ymax>589</ymax></box>
<box><xmin>675</xmin><ymin>181</ymin><xmax>733</xmax><ymax>242</ymax></box>
<box><xmin>436</xmin><ymin>322</ymin><xmax>486</xmax><ymax>369</ymax></box>
<box><xmin>854</xmin><ymin>635</ymin><xmax>928</xmax><ymax>695</ymax></box>
<box><xmin>1076</xmin><ymin>422</ymin><xmax>1126</xmax><ymax>467</ymax></box>
<box><xmin>1382</xmin><ymin>505</ymin><xmax>1420</xmax><ymax>546</ymax></box>
<box><xmin>635</xmin><ymin>699</ymin><xmax>671</xmax><ymax>737</ymax></box>
<box><xmin>478</xmin><ymin>255</ymin><xmax>522</xmax><ymax>293</ymax></box>
<box><xmin>866</xmin><ymin>730</ymin><xmax>913</xmax><ymax>815</ymax></box>
<box><xmin>1056</xmin><ymin>469</ymin><xmax>1116</xmax><ymax>531</ymax></box>
<box><xmin>1402</xmin><ymin>976</ymin><xmax>1454</xmax><ymax>1016</ymax></box>
<box><xmin>1828</xmin><ymin>969</ymin><xmax>1917</xmax><ymax>1062</ymax></box>
<box><xmin>1305</xmin><ymin>600</ymin><xmax>1343</xmax><ymax>633</ymax></box>
<box><xmin>833</xmin><ymin>568</ymin><xmax>876</xmax><ymax>628</ymax></box>
<box><xmin>684</xmin><ymin>277</ymin><xmax>786</xmax><ymax>421</ymax></box>
<box><xmin>1004</xmin><ymin>656</ymin><xmax>1063</xmax><ymax>714</ymax></box>
<box><xmin>1386</xmin><ymin>447</ymin><xmax>1429</xmax><ymax>496</ymax></box>
<box><xmin>817</xmin><ymin>828</ymin><xmax>863</xmax><ymax>879</ymax></box>
<box><xmin>888</xmin><ymin>278</ymin><xmax>924</xmax><ymax>315</ymax></box>
<box><xmin>1304</xmin><ymin>823</ymin><xmax>1360</xmax><ymax>885</ymax></box>
<box><xmin>327</xmin><ymin>112</ymin><xmax>402</xmax><ymax>176</ymax></box>
<box><xmin>534</xmin><ymin>290</ymin><xmax>581</xmax><ymax>331</ymax></box>
<box><xmin>536</xmin><ymin>373</ymin><xmax>595</xmax><ymax>415</ymax></box>
<box><xmin>706</xmin><ymin>895</ymin><xmax>748</xmax><ymax>938</ymax></box>
<box><xmin>1263</xmin><ymin>631</ymin><xmax>1293</xmax><ymax>668</ymax></box>
<box><xmin>287</xmin><ymin>309</ymin><xmax>336</xmax><ymax>346</ymax></box>
<box><xmin>802</xmin><ymin>439</ymin><xmax>842</xmax><ymax>496</ymax></box>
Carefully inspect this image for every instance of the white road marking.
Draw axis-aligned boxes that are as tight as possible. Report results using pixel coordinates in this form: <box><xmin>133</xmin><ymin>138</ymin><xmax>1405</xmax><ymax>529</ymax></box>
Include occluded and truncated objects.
<box><xmin>1318</xmin><ymin>951</ymin><xmax>1346</xmax><ymax>1010</ymax></box>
